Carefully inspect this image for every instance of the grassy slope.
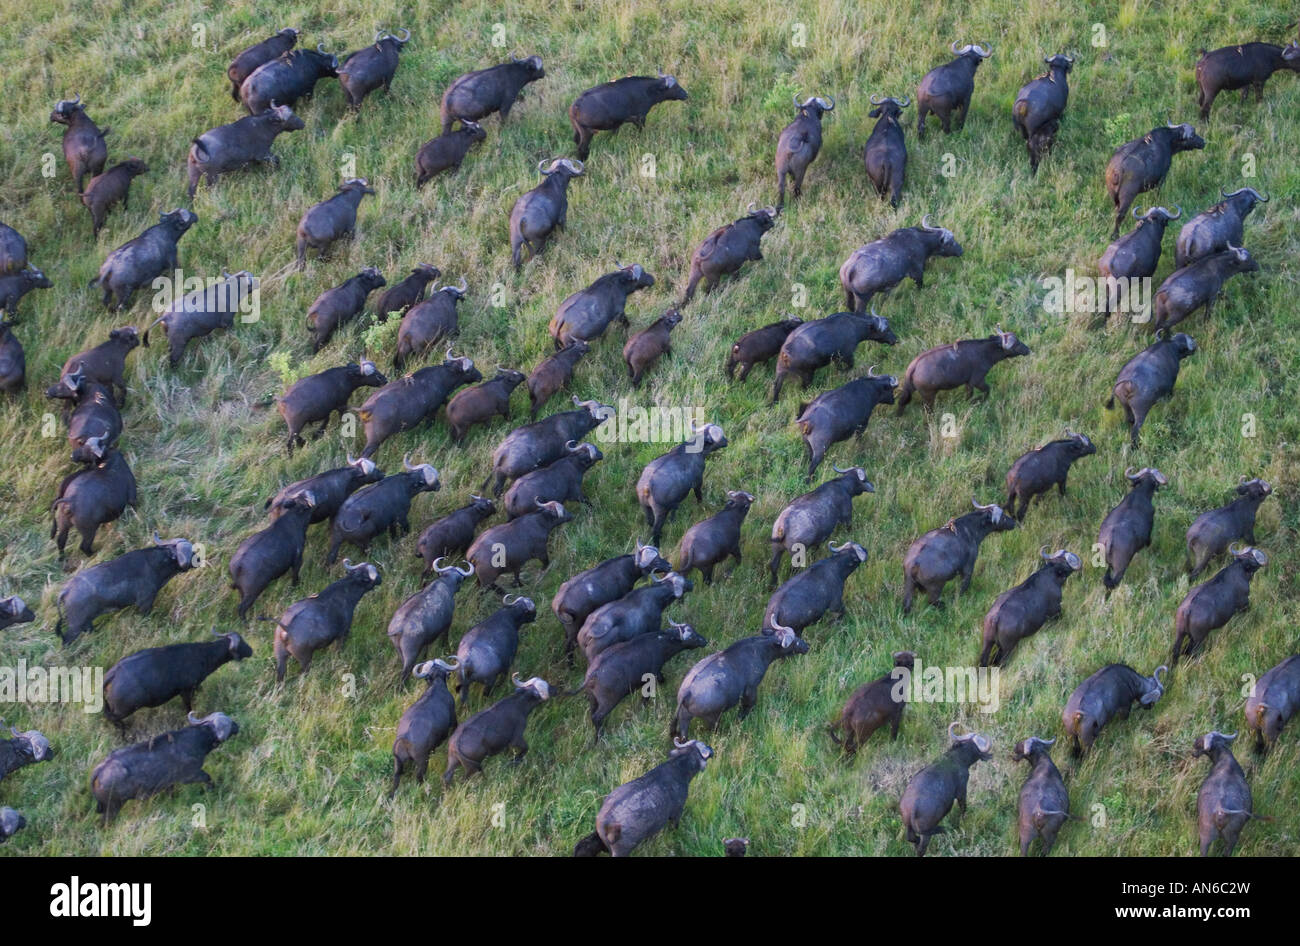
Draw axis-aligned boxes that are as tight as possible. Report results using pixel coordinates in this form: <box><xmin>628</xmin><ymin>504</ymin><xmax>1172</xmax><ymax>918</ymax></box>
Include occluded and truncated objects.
<box><xmin>0</xmin><ymin>0</ymin><xmax>1296</xmax><ymax>856</ymax></box>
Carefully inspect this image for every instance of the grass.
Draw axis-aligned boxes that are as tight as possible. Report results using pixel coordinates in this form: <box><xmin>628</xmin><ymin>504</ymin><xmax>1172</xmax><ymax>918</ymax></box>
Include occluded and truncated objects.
<box><xmin>0</xmin><ymin>0</ymin><xmax>1297</xmax><ymax>856</ymax></box>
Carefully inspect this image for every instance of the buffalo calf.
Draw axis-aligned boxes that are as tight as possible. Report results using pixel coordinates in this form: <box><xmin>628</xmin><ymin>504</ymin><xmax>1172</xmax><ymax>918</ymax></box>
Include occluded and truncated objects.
<box><xmin>415</xmin><ymin>496</ymin><xmax>496</xmax><ymax>575</ymax></box>
<box><xmin>623</xmin><ymin>308</ymin><xmax>681</xmax><ymax>387</ymax></box>
<box><xmin>829</xmin><ymin>651</ymin><xmax>914</xmax><ymax>753</ymax></box>
<box><xmin>0</xmin><ymin>267</ymin><xmax>52</xmax><ymax>319</ymax></box>
<box><xmin>81</xmin><ymin>159</ymin><xmax>148</xmax><ymax>236</ymax></box>
<box><xmin>675</xmin><ymin>490</ymin><xmax>753</xmax><ymax>584</ymax></box>
<box><xmin>526</xmin><ymin>340</ymin><xmax>589</xmax><ymax>419</ymax></box>
<box><xmin>726</xmin><ymin>317</ymin><xmax>802</xmax><ymax>381</ymax></box>
<box><xmin>416</xmin><ymin>121</ymin><xmax>486</xmax><ymax>185</ymax></box>
<box><xmin>445</xmin><ymin>368</ymin><xmax>525</xmax><ymax>443</ymax></box>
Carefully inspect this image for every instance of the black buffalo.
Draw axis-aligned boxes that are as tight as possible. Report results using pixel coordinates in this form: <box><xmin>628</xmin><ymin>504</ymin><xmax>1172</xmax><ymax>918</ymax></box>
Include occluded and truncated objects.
<box><xmin>839</xmin><ymin>216</ymin><xmax>963</xmax><ymax>312</ymax></box>
<box><xmin>916</xmin><ymin>42</ymin><xmax>992</xmax><ymax>137</ymax></box>
<box><xmin>569</xmin><ymin>72</ymin><xmax>689</xmax><ymax>160</ymax></box>
<box><xmin>1104</xmin><ymin>123</ymin><xmax>1205</xmax><ymax>237</ymax></box>
<box><xmin>1012</xmin><ymin>55</ymin><xmax>1073</xmax><ymax>172</ymax></box>
<box><xmin>775</xmin><ymin>94</ymin><xmax>834</xmax><ymax>206</ymax></box>
<box><xmin>440</xmin><ymin>55</ymin><xmax>545</xmax><ymax>134</ymax></box>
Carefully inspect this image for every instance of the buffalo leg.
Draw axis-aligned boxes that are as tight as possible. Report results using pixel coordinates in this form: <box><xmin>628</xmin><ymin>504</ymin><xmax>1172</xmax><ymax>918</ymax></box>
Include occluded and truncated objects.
<box><xmin>509</xmin><ymin>736</ymin><xmax>528</xmax><ymax>764</ymax></box>
<box><xmin>792</xmin><ymin>164</ymin><xmax>807</xmax><ymax>199</ymax></box>
<box><xmin>737</xmin><ymin>686</ymin><xmax>758</xmax><ymax>720</ymax></box>
<box><xmin>1199</xmin><ymin>826</ymin><xmax>1217</xmax><ymax>857</ymax></box>
<box><xmin>927</xmin><ymin>582</ymin><xmax>944</xmax><ymax>608</ymax></box>
<box><xmin>79</xmin><ymin>524</ymin><xmax>99</xmax><ymax>556</ymax></box>
<box><xmin>1040</xmin><ymin>824</ymin><xmax>1060</xmax><ymax>856</ymax></box>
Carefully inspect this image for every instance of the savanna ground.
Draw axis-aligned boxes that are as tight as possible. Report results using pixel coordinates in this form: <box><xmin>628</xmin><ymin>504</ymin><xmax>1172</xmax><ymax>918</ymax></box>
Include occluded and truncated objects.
<box><xmin>0</xmin><ymin>0</ymin><xmax>1297</xmax><ymax>856</ymax></box>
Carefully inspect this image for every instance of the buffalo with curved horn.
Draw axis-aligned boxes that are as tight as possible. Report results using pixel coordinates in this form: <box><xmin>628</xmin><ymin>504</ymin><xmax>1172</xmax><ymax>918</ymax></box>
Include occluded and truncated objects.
<box><xmin>916</xmin><ymin>42</ymin><xmax>991</xmax><ymax>138</ymax></box>
<box><xmin>775</xmin><ymin>94</ymin><xmax>834</xmax><ymax>206</ymax></box>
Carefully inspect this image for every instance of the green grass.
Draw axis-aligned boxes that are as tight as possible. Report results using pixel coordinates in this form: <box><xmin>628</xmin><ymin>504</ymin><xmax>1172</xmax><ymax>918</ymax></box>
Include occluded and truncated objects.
<box><xmin>0</xmin><ymin>0</ymin><xmax>1297</xmax><ymax>856</ymax></box>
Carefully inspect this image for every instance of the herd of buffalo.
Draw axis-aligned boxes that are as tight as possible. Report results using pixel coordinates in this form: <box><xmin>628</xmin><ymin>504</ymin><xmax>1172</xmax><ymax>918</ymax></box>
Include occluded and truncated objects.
<box><xmin>0</xmin><ymin>21</ymin><xmax>1296</xmax><ymax>857</ymax></box>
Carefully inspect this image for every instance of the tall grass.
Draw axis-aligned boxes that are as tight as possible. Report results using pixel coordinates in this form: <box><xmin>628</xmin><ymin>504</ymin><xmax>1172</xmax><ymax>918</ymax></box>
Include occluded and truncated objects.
<box><xmin>0</xmin><ymin>0</ymin><xmax>1296</xmax><ymax>855</ymax></box>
